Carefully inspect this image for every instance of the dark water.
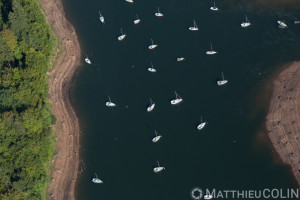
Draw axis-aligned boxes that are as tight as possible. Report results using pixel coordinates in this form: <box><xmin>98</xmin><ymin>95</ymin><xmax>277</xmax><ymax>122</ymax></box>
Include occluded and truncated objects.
<box><xmin>62</xmin><ymin>0</ymin><xmax>300</xmax><ymax>199</ymax></box>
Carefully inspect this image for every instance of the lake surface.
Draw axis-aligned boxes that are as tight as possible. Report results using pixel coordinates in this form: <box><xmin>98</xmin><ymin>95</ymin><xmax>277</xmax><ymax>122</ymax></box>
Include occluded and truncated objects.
<box><xmin>62</xmin><ymin>0</ymin><xmax>300</xmax><ymax>199</ymax></box>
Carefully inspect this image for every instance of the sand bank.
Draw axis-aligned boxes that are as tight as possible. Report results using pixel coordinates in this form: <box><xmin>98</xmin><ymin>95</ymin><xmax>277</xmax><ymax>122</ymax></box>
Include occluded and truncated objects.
<box><xmin>266</xmin><ymin>61</ymin><xmax>300</xmax><ymax>186</ymax></box>
<box><xmin>39</xmin><ymin>0</ymin><xmax>81</xmax><ymax>199</ymax></box>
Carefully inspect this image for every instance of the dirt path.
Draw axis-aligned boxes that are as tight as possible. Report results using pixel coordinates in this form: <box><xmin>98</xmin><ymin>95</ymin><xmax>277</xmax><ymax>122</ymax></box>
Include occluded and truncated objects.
<box><xmin>39</xmin><ymin>0</ymin><xmax>81</xmax><ymax>199</ymax></box>
<box><xmin>266</xmin><ymin>61</ymin><xmax>300</xmax><ymax>186</ymax></box>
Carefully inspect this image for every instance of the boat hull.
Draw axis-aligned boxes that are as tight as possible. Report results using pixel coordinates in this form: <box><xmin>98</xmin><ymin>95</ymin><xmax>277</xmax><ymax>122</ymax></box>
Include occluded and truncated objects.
<box><xmin>148</xmin><ymin>45</ymin><xmax>158</xmax><ymax>50</ymax></box>
<box><xmin>171</xmin><ymin>98</ymin><xmax>183</xmax><ymax>105</ymax></box>
<box><xmin>217</xmin><ymin>80</ymin><xmax>228</xmax><ymax>86</ymax></box>
<box><xmin>152</xmin><ymin>135</ymin><xmax>162</xmax><ymax>142</ymax></box>
<box><xmin>153</xmin><ymin>167</ymin><xmax>165</xmax><ymax>172</ymax></box>
<box><xmin>118</xmin><ymin>34</ymin><xmax>126</xmax><ymax>41</ymax></box>
<box><xmin>147</xmin><ymin>104</ymin><xmax>155</xmax><ymax>112</ymax></box>
<box><xmin>106</xmin><ymin>102</ymin><xmax>116</xmax><ymax>107</ymax></box>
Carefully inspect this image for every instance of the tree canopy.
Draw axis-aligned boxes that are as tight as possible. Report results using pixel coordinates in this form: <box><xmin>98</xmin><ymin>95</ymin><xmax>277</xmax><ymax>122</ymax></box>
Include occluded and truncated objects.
<box><xmin>0</xmin><ymin>0</ymin><xmax>55</xmax><ymax>199</ymax></box>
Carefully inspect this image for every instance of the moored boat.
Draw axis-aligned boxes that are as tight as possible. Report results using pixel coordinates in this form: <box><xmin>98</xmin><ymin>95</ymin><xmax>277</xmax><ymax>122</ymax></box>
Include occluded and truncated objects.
<box><xmin>153</xmin><ymin>161</ymin><xmax>165</xmax><ymax>172</ymax></box>
<box><xmin>217</xmin><ymin>72</ymin><xmax>228</xmax><ymax>86</ymax></box>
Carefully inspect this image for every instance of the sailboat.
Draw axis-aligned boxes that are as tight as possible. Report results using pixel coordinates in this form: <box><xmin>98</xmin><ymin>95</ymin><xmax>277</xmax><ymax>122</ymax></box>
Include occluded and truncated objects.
<box><xmin>206</xmin><ymin>43</ymin><xmax>217</xmax><ymax>55</ymax></box>
<box><xmin>217</xmin><ymin>72</ymin><xmax>228</xmax><ymax>86</ymax></box>
<box><xmin>210</xmin><ymin>2</ymin><xmax>219</xmax><ymax>11</ymax></box>
<box><xmin>85</xmin><ymin>54</ymin><xmax>92</xmax><ymax>64</ymax></box>
<box><xmin>277</xmin><ymin>20</ymin><xmax>287</xmax><ymax>28</ymax></box>
<box><xmin>197</xmin><ymin>116</ymin><xmax>206</xmax><ymax>130</ymax></box>
<box><xmin>189</xmin><ymin>20</ymin><xmax>198</xmax><ymax>31</ymax></box>
<box><xmin>148</xmin><ymin>62</ymin><xmax>157</xmax><ymax>72</ymax></box>
<box><xmin>241</xmin><ymin>15</ymin><xmax>251</xmax><ymax>27</ymax></box>
<box><xmin>106</xmin><ymin>96</ymin><xmax>116</xmax><ymax>107</ymax></box>
<box><xmin>170</xmin><ymin>92</ymin><xmax>183</xmax><ymax>105</ymax></box>
<box><xmin>118</xmin><ymin>28</ymin><xmax>126</xmax><ymax>41</ymax></box>
<box><xmin>152</xmin><ymin>130</ymin><xmax>162</xmax><ymax>142</ymax></box>
<box><xmin>153</xmin><ymin>161</ymin><xmax>165</xmax><ymax>173</ymax></box>
<box><xmin>99</xmin><ymin>11</ymin><xmax>105</xmax><ymax>23</ymax></box>
<box><xmin>177</xmin><ymin>57</ymin><xmax>185</xmax><ymax>61</ymax></box>
<box><xmin>148</xmin><ymin>39</ymin><xmax>158</xmax><ymax>50</ymax></box>
<box><xmin>92</xmin><ymin>173</ymin><xmax>103</xmax><ymax>184</ymax></box>
<box><xmin>134</xmin><ymin>15</ymin><xmax>141</xmax><ymax>24</ymax></box>
<box><xmin>147</xmin><ymin>98</ymin><xmax>155</xmax><ymax>112</ymax></box>
<box><xmin>155</xmin><ymin>7</ymin><xmax>164</xmax><ymax>17</ymax></box>
<box><xmin>204</xmin><ymin>194</ymin><xmax>213</xmax><ymax>199</ymax></box>
<box><xmin>125</xmin><ymin>0</ymin><xmax>133</xmax><ymax>3</ymax></box>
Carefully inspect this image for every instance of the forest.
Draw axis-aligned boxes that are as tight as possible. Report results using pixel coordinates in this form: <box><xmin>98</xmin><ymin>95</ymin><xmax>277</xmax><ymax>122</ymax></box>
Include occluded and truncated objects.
<box><xmin>0</xmin><ymin>0</ymin><xmax>55</xmax><ymax>199</ymax></box>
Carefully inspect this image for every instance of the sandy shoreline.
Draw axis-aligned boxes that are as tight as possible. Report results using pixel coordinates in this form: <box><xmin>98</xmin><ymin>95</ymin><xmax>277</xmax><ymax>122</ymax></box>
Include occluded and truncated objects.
<box><xmin>39</xmin><ymin>0</ymin><xmax>81</xmax><ymax>199</ymax></box>
<box><xmin>266</xmin><ymin>61</ymin><xmax>300</xmax><ymax>187</ymax></box>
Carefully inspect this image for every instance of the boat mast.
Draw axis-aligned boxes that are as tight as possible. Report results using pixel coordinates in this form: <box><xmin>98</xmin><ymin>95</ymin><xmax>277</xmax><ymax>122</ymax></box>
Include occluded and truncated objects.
<box><xmin>157</xmin><ymin>161</ymin><xmax>160</xmax><ymax>167</ymax></box>
<box><xmin>155</xmin><ymin>130</ymin><xmax>158</xmax><ymax>136</ymax></box>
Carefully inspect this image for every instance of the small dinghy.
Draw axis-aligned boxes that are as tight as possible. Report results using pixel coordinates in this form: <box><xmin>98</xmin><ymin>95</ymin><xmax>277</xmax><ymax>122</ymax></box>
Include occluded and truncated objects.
<box><xmin>134</xmin><ymin>14</ymin><xmax>141</xmax><ymax>24</ymax></box>
<box><xmin>277</xmin><ymin>20</ymin><xmax>287</xmax><ymax>28</ymax></box>
<box><xmin>106</xmin><ymin>96</ymin><xmax>116</xmax><ymax>107</ymax></box>
<box><xmin>189</xmin><ymin>20</ymin><xmax>198</xmax><ymax>31</ymax></box>
<box><xmin>99</xmin><ymin>11</ymin><xmax>105</xmax><ymax>23</ymax></box>
<box><xmin>148</xmin><ymin>39</ymin><xmax>158</xmax><ymax>50</ymax></box>
<box><xmin>241</xmin><ymin>15</ymin><xmax>251</xmax><ymax>28</ymax></box>
<box><xmin>155</xmin><ymin>7</ymin><xmax>164</xmax><ymax>17</ymax></box>
<box><xmin>170</xmin><ymin>92</ymin><xmax>183</xmax><ymax>105</ymax></box>
<box><xmin>210</xmin><ymin>2</ymin><xmax>219</xmax><ymax>11</ymax></box>
<box><xmin>152</xmin><ymin>130</ymin><xmax>162</xmax><ymax>142</ymax></box>
<box><xmin>217</xmin><ymin>72</ymin><xmax>228</xmax><ymax>86</ymax></box>
<box><xmin>148</xmin><ymin>62</ymin><xmax>157</xmax><ymax>72</ymax></box>
<box><xmin>118</xmin><ymin>28</ymin><xmax>126</xmax><ymax>41</ymax></box>
<box><xmin>92</xmin><ymin>173</ymin><xmax>103</xmax><ymax>184</ymax></box>
<box><xmin>197</xmin><ymin>116</ymin><xmax>206</xmax><ymax>130</ymax></box>
<box><xmin>85</xmin><ymin>54</ymin><xmax>92</xmax><ymax>64</ymax></box>
<box><xmin>153</xmin><ymin>161</ymin><xmax>165</xmax><ymax>173</ymax></box>
<box><xmin>147</xmin><ymin>98</ymin><xmax>155</xmax><ymax>112</ymax></box>
<box><xmin>206</xmin><ymin>43</ymin><xmax>217</xmax><ymax>55</ymax></box>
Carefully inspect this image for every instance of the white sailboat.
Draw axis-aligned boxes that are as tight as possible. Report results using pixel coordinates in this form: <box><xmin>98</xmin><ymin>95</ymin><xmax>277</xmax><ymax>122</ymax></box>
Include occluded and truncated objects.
<box><xmin>118</xmin><ymin>28</ymin><xmax>126</xmax><ymax>41</ymax></box>
<box><xmin>148</xmin><ymin>39</ymin><xmax>158</xmax><ymax>50</ymax></box>
<box><xmin>177</xmin><ymin>57</ymin><xmax>185</xmax><ymax>61</ymax></box>
<box><xmin>134</xmin><ymin>15</ymin><xmax>141</xmax><ymax>24</ymax></box>
<box><xmin>217</xmin><ymin>72</ymin><xmax>228</xmax><ymax>86</ymax></box>
<box><xmin>153</xmin><ymin>161</ymin><xmax>165</xmax><ymax>173</ymax></box>
<box><xmin>204</xmin><ymin>194</ymin><xmax>213</xmax><ymax>199</ymax></box>
<box><xmin>277</xmin><ymin>20</ymin><xmax>287</xmax><ymax>28</ymax></box>
<box><xmin>147</xmin><ymin>98</ymin><xmax>155</xmax><ymax>112</ymax></box>
<box><xmin>155</xmin><ymin>7</ymin><xmax>164</xmax><ymax>17</ymax></box>
<box><xmin>152</xmin><ymin>130</ymin><xmax>162</xmax><ymax>142</ymax></box>
<box><xmin>148</xmin><ymin>62</ymin><xmax>157</xmax><ymax>72</ymax></box>
<box><xmin>99</xmin><ymin>11</ymin><xmax>105</xmax><ymax>23</ymax></box>
<box><xmin>170</xmin><ymin>92</ymin><xmax>183</xmax><ymax>105</ymax></box>
<box><xmin>197</xmin><ymin>116</ymin><xmax>206</xmax><ymax>130</ymax></box>
<box><xmin>189</xmin><ymin>20</ymin><xmax>199</xmax><ymax>31</ymax></box>
<box><xmin>92</xmin><ymin>173</ymin><xmax>103</xmax><ymax>184</ymax></box>
<box><xmin>85</xmin><ymin>54</ymin><xmax>92</xmax><ymax>64</ymax></box>
<box><xmin>125</xmin><ymin>0</ymin><xmax>133</xmax><ymax>3</ymax></box>
<box><xmin>106</xmin><ymin>96</ymin><xmax>116</xmax><ymax>107</ymax></box>
<box><xmin>206</xmin><ymin>43</ymin><xmax>217</xmax><ymax>55</ymax></box>
<box><xmin>210</xmin><ymin>2</ymin><xmax>219</xmax><ymax>11</ymax></box>
<box><xmin>241</xmin><ymin>15</ymin><xmax>251</xmax><ymax>27</ymax></box>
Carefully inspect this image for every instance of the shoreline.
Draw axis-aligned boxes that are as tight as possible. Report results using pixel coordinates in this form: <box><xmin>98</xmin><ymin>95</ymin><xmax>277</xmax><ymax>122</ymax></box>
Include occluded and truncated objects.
<box><xmin>39</xmin><ymin>0</ymin><xmax>81</xmax><ymax>199</ymax></box>
<box><xmin>266</xmin><ymin>61</ymin><xmax>300</xmax><ymax>187</ymax></box>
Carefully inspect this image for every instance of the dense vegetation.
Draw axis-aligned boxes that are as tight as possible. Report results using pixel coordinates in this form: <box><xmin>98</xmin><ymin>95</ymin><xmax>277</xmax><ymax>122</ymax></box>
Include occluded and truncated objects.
<box><xmin>0</xmin><ymin>0</ymin><xmax>55</xmax><ymax>199</ymax></box>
